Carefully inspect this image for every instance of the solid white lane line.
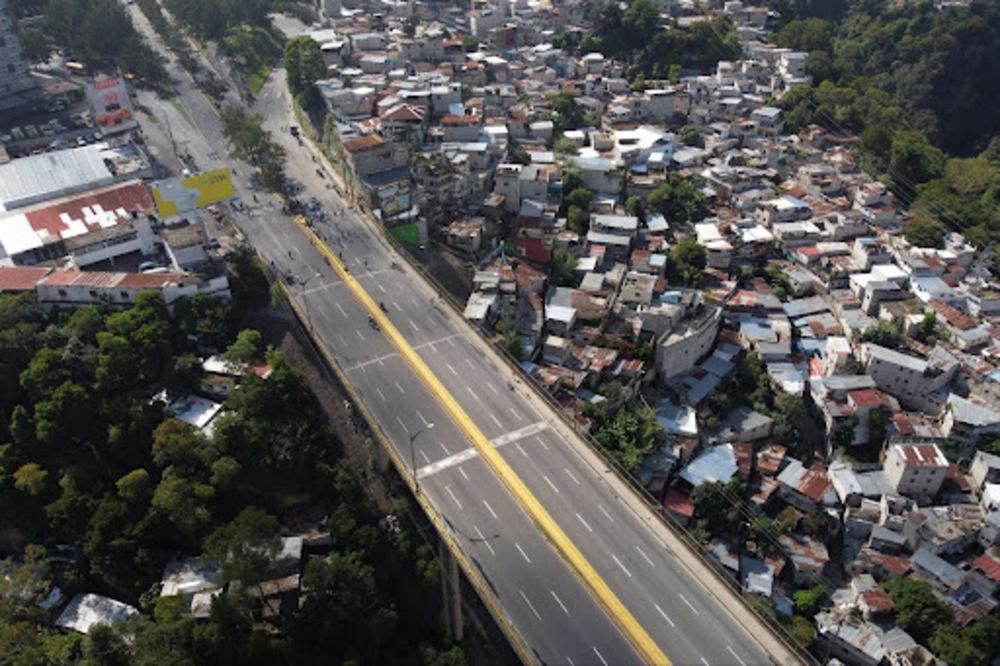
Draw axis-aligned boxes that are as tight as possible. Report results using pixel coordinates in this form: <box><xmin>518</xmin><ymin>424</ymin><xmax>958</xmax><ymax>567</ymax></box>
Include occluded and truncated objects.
<box><xmin>654</xmin><ymin>603</ymin><xmax>675</xmax><ymax>628</ymax></box>
<box><xmin>535</xmin><ymin>435</ymin><xmax>549</xmax><ymax>451</ymax></box>
<box><xmin>727</xmin><ymin>646</ymin><xmax>748</xmax><ymax>666</ymax></box>
<box><xmin>458</xmin><ymin>467</ymin><xmax>469</xmax><ymax>481</ymax></box>
<box><xmin>679</xmin><ymin>593</ymin><xmax>700</xmax><ymax>615</ymax></box>
<box><xmin>446</xmin><ymin>363</ymin><xmax>458</xmax><ymax>376</ymax></box>
<box><xmin>489</xmin><ymin>413</ymin><xmax>503</xmax><ymax>429</ymax></box>
<box><xmin>355</xmin><ymin>329</ymin><xmax>365</xmax><ymax>341</ymax></box>
<box><xmin>592</xmin><ymin>647</ymin><xmax>609</xmax><ymax>666</ymax></box>
<box><xmin>467</xmin><ymin>386</ymin><xmax>481</xmax><ymax>401</ymax></box>
<box><xmin>335</xmin><ymin>302</ymin><xmax>348</xmax><ymax>318</ymax></box>
<box><xmin>408</xmin><ymin>319</ymin><xmax>419</xmax><ymax>332</ymax></box>
<box><xmin>419</xmin><ymin>450</ymin><xmax>431</xmax><ymax>464</ymax></box>
<box><xmin>611</xmin><ymin>554</ymin><xmax>632</xmax><ymax>578</ymax></box>
<box><xmin>564</xmin><ymin>468</ymin><xmax>581</xmax><ymax>485</ymax></box>
<box><xmin>415</xmin><ymin>409</ymin><xmax>430</xmax><ymax>426</ymax></box>
<box><xmin>543</xmin><ymin>475</ymin><xmax>560</xmax><ymax>494</ymax></box>
<box><xmin>515</xmin><ymin>542</ymin><xmax>531</xmax><ymax>564</ymax></box>
<box><xmin>416</xmin><ymin>421</ymin><xmax>549</xmax><ymax>479</ymax></box>
<box><xmin>576</xmin><ymin>513</ymin><xmax>593</xmax><ymax>533</ymax></box>
<box><xmin>474</xmin><ymin>525</ymin><xmax>495</xmax><ymax>555</ymax></box>
<box><xmin>550</xmin><ymin>590</ymin><xmax>570</xmax><ymax>616</ymax></box>
<box><xmin>482</xmin><ymin>499</ymin><xmax>498</xmax><ymax>520</ymax></box>
<box><xmin>396</xmin><ymin>416</ymin><xmax>409</xmax><ymax>433</ymax></box>
<box><xmin>597</xmin><ymin>504</ymin><xmax>614</xmax><ymax>523</ymax></box>
<box><xmin>438</xmin><ymin>441</ymin><xmax>450</xmax><ymax>456</ymax></box>
<box><xmin>635</xmin><ymin>545</ymin><xmax>655</xmax><ymax>568</ymax></box>
<box><xmin>375</xmin><ymin>387</ymin><xmax>386</xmax><ymax>401</ymax></box>
<box><xmin>514</xmin><ymin>442</ymin><xmax>528</xmax><ymax>457</ymax></box>
<box><xmin>394</xmin><ymin>381</ymin><xmax>405</xmax><ymax>394</ymax></box>
<box><xmin>519</xmin><ymin>590</ymin><xmax>541</xmax><ymax>621</ymax></box>
<box><xmin>444</xmin><ymin>485</ymin><xmax>463</xmax><ymax>510</ymax></box>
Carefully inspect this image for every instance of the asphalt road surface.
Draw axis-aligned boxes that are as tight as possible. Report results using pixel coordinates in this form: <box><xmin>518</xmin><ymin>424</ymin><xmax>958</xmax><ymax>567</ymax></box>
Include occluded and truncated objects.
<box><xmin>127</xmin><ymin>6</ymin><xmax>780</xmax><ymax>664</ymax></box>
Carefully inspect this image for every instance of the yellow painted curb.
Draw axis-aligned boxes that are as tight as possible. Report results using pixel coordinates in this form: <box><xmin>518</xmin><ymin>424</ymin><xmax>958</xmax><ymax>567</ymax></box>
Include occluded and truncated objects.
<box><xmin>274</xmin><ymin>278</ymin><xmax>538</xmax><ymax>666</ymax></box>
<box><xmin>293</xmin><ymin>216</ymin><xmax>670</xmax><ymax>666</ymax></box>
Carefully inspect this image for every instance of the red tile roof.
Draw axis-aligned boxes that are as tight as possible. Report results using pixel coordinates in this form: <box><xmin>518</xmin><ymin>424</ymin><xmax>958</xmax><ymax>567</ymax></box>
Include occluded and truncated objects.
<box><xmin>117</xmin><ymin>272</ymin><xmax>182</xmax><ymax>288</ymax></box>
<box><xmin>0</xmin><ymin>266</ymin><xmax>51</xmax><ymax>291</ymax></box>
<box><xmin>16</xmin><ymin>180</ymin><xmax>153</xmax><ymax>240</ymax></box>
<box><xmin>342</xmin><ymin>134</ymin><xmax>385</xmax><ymax>153</ymax></box>
<box><xmin>897</xmin><ymin>444</ymin><xmax>947</xmax><ymax>468</ymax></box>
<box><xmin>664</xmin><ymin>488</ymin><xmax>694</xmax><ymax>518</ymax></box>
<box><xmin>441</xmin><ymin>114</ymin><xmax>481</xmax><ymax>127</ymax></box>
<box><xmin>38</xmin><ymin>267</ymin><xmax>85</xmax><ymax>286</ymax></box>
<box><xmin>928</xmin><ymin>299</ymin><xmax>977</xmax><ymax>330</ymax></box>
<box><xmin>860</xmin><ymin>588</ymin><xmax>895</xmax><ymax>614</ymax></box>
<box><xmin>974</xmin><ymin>554</ymin><xmax>1000</xmax><ymax>583</ymax></box>
<box><xmin>848</xmin><ymin>388</ymin><xmax>883</xmax><ymax>408</ymax></box>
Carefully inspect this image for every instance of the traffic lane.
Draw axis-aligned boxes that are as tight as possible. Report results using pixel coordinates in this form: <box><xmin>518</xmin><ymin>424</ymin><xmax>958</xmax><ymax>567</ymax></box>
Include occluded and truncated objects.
<box><xmin>494</xmin><ymin>436</ymin><xmax>731</xmax><ymax>666</ymax></box>
<box><xmin>410</xmin><ymin>335</ymin><xmax>771</xmax><ymax>664</ymax></box>
<box><xmin>528</xmin><ymin>428</ymin><xmax>771</xmax><ymax>666</ymax></box>
<box><xmin>336</xmin><ymin>354</ymin><xmax>644</xmax><ymax>665</ymax></box>
<box><xmin>428</xmin><ymin>463</ymin><xmax>643</xmax><ymax>666</ymax></box>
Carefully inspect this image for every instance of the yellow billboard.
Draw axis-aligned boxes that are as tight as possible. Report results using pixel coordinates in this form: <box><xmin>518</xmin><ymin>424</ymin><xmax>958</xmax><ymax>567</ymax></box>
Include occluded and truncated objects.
<box><xmin>150</xmin><ymin>168</ymin><xmax>236</xmax><ymax>218</ymax></box>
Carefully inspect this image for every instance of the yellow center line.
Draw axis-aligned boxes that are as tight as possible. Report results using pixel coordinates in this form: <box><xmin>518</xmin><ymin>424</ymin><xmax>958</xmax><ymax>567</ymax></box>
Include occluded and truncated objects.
<box><xmin>293</xmin><ymin>216</ymin><xmax>670</xmax><ymax>666</ymax></box>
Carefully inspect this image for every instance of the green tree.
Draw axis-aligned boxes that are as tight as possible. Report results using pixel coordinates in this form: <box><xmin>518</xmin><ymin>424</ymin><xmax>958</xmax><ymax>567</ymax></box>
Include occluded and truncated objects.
<box><xmin>592</xmin><ymin>405</ymin><xmax>662</xmax><ymax>471</ymax></box>
<box><xmin>546</xmin><ymin>91</ymin><xmax>584</xmax><ymax>132</ymax></box>
<box><xmin>793</xmin><ymin>584</ymin><xmax>828</xmax><ymax>617</ymax></box>
<box><xmin>647</xmin><ymin>174</ymin><xmax>708</xmax><ymax>225</ymax></box>
<box><xmin>203</xmin><ymin>507</ymin><xmax>281</xmax><ymax>594</ymax></box>
<box><xmin>565</xmin><ymin>186</ymin><xmax>593</xmax><ymax>211</ymax></box>
<box><xmin>210</xmin><ymin>456</ymin><xmax>242</xmax><ymax>490</ymax></box>
<box><xmin>903</xmin><ymin>215</ymin><xmax>947</xmax><ymax>249</ymax></box>
<box><xmin>65</xmin><ymin>305</ymin><xmax>104</xmax><ymax>342</ymax></box>
<box><xmin>861</xmin><ymin>320</ymin><xmax>903</xmax><ymax>348</ymax></box>
<box><xmin>13</xmin><ymin>462</ymin><xmax>48</xmax><ymax>496</ymax></box>
<box><xmin>567</xmin><ymin>205</ymin><xmax>586</xmax><ymax>234</ymax></box>
<box><xmin>774</xmin><ymin>394</ymin><xmax>806</xmax><ymax>426</ymax></box>
<box><xmin>115</xmin><ymin>469</ymin><xmax>152</xmax><ymax>503</ymax></box>
<box><xmin>884</xmin><ymin>577</ymin><xmax>951</xmax><ymax>643</ymax></box>
<box><xmin>785</xmin><ymin>615</ymin><xmax>817</xmax><ymax>647</ymax></box>
<box><xmin>553</xmin><ymin>136</ymin><xmax>579</xmax><ymax>156</ymax></box>
<box><xmin>152</xmin><ymin>418</ymin><xmax>207</xmax><ymax>471</ymax></box>
<box><xmin>931</xmin><ymin>626</ymin><xmax>985</xmax><ymax>666</ymax></box>
<box><xmin>224</xmin><ymin>329</ymin><xmax>265</xmax><ymax>367</ymax></box>
<box><xmin>676</xmin><ymin>125</ymin><xmax>702</xmax><ymax>147</ymax></box>
<box><xmin>34</xmin><ymin>381</ymin><xmax>91</xmax><ymax>447</ymax></box>
<box><xmin>19</xmin><ymin>348</ymin><xmax>69</xmax><ymax>402</ymax></box>
<box><xmin>549</xmin><ymin>248</ymin><xmax>578</xmax><ymax>287</ymax></box>
<box><xmin>284</xmin><ymin>36</ymin><xmax>326</xmax><ymax>107</ymax></box>
<box><xmin>668</xmin><ymin>238</ymin><xmax>707</xmax><ymax>286</ymax></box>
<box><xmin>152</xmin><ymin>474</ymin><xmax>214</xmax><ymax>539</ymax></box>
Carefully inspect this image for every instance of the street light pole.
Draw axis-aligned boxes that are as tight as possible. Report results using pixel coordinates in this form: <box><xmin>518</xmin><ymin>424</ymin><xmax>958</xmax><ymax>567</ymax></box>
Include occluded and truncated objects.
<box><xmin>409</xmin><ymin>422</ymin><xmax>435</xmax><ymax>495</ymax></box>
<box><xmin>297</xmin><ymin>271</ymin><xmax>322</xmax><ymax>330</ymax></box>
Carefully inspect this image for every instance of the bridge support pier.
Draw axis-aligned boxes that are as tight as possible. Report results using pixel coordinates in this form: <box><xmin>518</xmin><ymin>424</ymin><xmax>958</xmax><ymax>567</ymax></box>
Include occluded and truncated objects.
<box><xmin>441</xmin><ymin>536</ymin><xmax>463</xmax><ymax>643</ymax></box>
